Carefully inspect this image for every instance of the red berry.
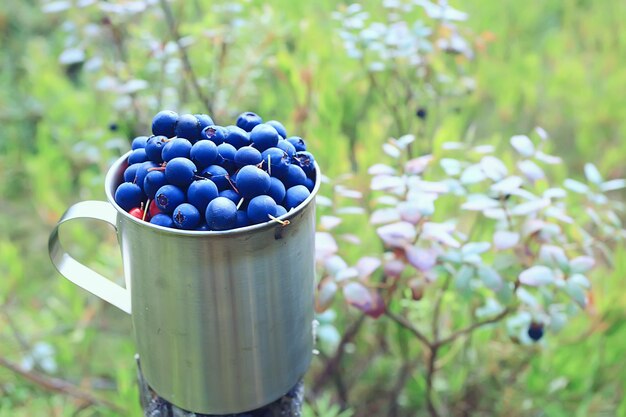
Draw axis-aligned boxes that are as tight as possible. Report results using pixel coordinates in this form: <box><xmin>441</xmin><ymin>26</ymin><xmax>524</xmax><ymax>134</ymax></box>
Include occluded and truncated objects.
<box><xmin>129</xmin><ymin>207</ymin><xmax>144</xmax><ymax>220</ymax></box>
<box><xmin>149</xmin><ymin>200</ymin><xmax>161</xmax><ymax>217</ymax></box>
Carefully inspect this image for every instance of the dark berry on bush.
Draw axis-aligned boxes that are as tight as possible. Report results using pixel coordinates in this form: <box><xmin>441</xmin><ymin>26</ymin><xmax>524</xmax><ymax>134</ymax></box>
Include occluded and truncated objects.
<box><xmin>175</xmin><ymin>114</ymin><xmax>202</xmax><ymax>142</ymax></box>
<box><xmin>224</xmin><ymin>125</ymin><xmax>251</xmax><ymax>149</ymax></box>
<box><xmin>250</xmin><ymin>124</ymin><xmax>280</xmax><ymax>152</ymax></box>
<box><xmin>416</xmin><ymin>107</ymin><xmax>427</xmax><ymax>120</ymax></box>
<box><xmin>205</xmin><ymin>197</ymin><xmax>238</xmax><ymax>230</ymax></box>
<box><xmin>528</xmin><ymin>323</ymin><xmax>544</xmax><ymax>342</ymax></box>
<box><xmin>172</xmin><ymin>203</ymin><xmax>201</xmax><ymax>230</ymax></box>
<box><xmin>165</xmin><ymin>157</ymin><xmax>197</xmax><ymax>188</ymax></box>
<box><xmin>155</xmin><ymin>184</ymin><xmax>186</xmax><ymax>214</ymax></box>
<box><xmin>187</xmin><ymin>179</ymin><xmax>219</xmax><ymax>213</ymax></box>
<box><xmin>286</xmin><ymin>136</ymin><xmax>306</xmax><ymax>152</ymax></box>
<box><xmin>190</xmin><ymin>140</ymin><xmax>218</xmax><ymax>169</ymax></box>
<box><xmin>247</xmin><ymin>195</ymin><xmax>277</xmax><ymax>224</ymax></box>
<box><xmin>131</xmin><ymin>136</ymin><xmax>149</xmax><ymax>150</ymax></box>
<box><xmin>202</xmin><ymin>125</ymin><xmax>227</xmax><ymax>144</ymax></box>
<box><xmin>150</xmin><ymin>213</ymin><xmax>175</xmax><ymax>228</ymax></box>
<box><xmin>284</xmin><ymin>185</ymin><xmax>310</xmax><ymax>210</ymax></box>
<box><xmin>236</xmin><ymin>166</ymin><xmax>271</xmax><ymax>199</ymax></box>
<box><xmin>236</xmin><ymin>111</ymin><xmax>263</xmax><ymax>132</ymax></box>
<box><xmin>266</xmin><ymin>120</ymin><xmax>287</xmax><ymax>138</ymax></box>
<box><xmin>162</xmin><ymin>138</ymin><xmax>192</xmax><ymax>162</ymax></box>
<box><xmin>115</xmin><ymin>182</ymin><xmax>144</xmax><ymax>211</ymax></box>
<box><xmin>145</xmin><ymin>136</ymin><xmax>168</xmax><ymax>163</ymax></box>
<box><xmin>235</xmin><ymin>146</ymin><xmax>263</xmax><ymax>168</ymax></box>
<box><xmin>152</xmin><ymin>110</ymin><xmax>178</xmax><ymax>138</ymax></box>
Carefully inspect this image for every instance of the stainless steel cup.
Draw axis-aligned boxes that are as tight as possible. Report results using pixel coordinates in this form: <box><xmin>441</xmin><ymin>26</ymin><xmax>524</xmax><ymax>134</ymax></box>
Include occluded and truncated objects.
<box><xmin>49</xmin><ymin>152</ymin><xmax>319</xmax><ymax>414</ymax></box>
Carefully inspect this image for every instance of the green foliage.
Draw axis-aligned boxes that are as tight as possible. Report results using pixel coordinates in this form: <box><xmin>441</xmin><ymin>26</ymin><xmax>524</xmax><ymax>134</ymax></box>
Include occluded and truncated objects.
<box><xmin>1</xmin><ymin>0</ymin><xmax>625</xmax><ymax>416</ymax></box>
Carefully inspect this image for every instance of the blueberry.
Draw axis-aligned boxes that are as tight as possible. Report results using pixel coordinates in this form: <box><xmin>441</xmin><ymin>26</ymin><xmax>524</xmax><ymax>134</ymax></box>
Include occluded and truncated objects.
<box><xmin>143</xmin><ymin>170</ymin><xmax>168</xmax><ymax>199</ymax></box>
<box><xmin>276</xmin><ymin>139</ymin><xmax>296</xmax><ymax>158</ymax></box>
<box><xmin>250</xmin><ymin>124</ymin><xmax>280</xmax><ymax>152</ymax></box>
<box><xmin>162</xmin><ymin>138</ymin><xmax>192</xmax><ymax>162</ymax></box>
<box><xmin>165</xmin><ymin>157</ymin><xmax>197</xmax><ymax>188</ymax></box>
<box><xmin>236</xmin><ymin>111</ymin><xmax>263</xmax><ymax>132</ymax></box>
<box><xmin>235</xmin><ymin>210</ymin><xmax>250</xmax><ymax>228</ymax></box>
<box><xmin>236</xmin><ymin>166</ymin><xmax>271</xmax><ymax>199</ymax></box>
<box><xmin>293</xmin><ymin>151</ymin><xmax>315</xmax><ymax>176</ymax></box>
<box><xmin>131</xmin><ymin>136</ymin><xmax>149</xmax><ymax>150</ymax></box>
<box><xmin>155</xmin><ymin>184</ymin><xmax>186</xmax><ymax>214</ymax></box>
<box><xmin>134</xmin><ymin>161</ymin><xmax>159</xmax><ymax>189</ymax></box>
<box><xmin>217</xmin><ymin>143</ymin><xmax>237</xmax><ymax>172</ymax></box>
<box><xmin>145</xmin><ymin>136</ymin><xmax>168</xmax><ymax>163</ymax></box>
<box><xmin>200</xmin><ymin>165</ymin><xmax>230</xmax><ymax>191</ymax></box>
<box><xmin>304</xmin><ymin>177</ymin><xmax>315</xmax><ymax>192</ymax></box>
<box><xmin>202</xmin><ymin>125</ymin><xmax>227</xmax><ymax>144</ymax></box>
<box><xmin>224</xmin><ymin>125</ymin><xmax>251</xmax><ymax>149</ymax></box>
<box><xmin>247</xmin><ymin>195</ymin><xmax>277</xmax><ymax>224</ymax></box>
<box><xmin>235</xmin><ymin>146</ymin><xmax>262</xmax><ymax>168</ymax></box>
<box><xmin>261</xmin><ymin>147</ymin><xmax>290</xmax><ymax>177</ymax></box>
<box><xmin>219</xmin><ymin>189</ymin><xmax>241</xmax><ymax>205</ymax></box>
<box><xmin>266</xmin><ymin>120</ymin><xmax>287</xmax><ymax>138</ymax></box>
<box><xmin>175</xmin><ymin>114</ymin><xmax>202</xmax><ymax>142</ymax></box>
<box><xmin>172</xmin><ymin>203</ymin><xmax>201</xmax><ymax>230</ymax></box>
<box><xmin>205</xmin><ymin>197</ymin><xmax>238</xmax><ymax>231</ymax></box>
<box><xmin>187</xmin><ymin>179</ymin><xmax>219</xmax><ymax>213</ymax></box>
<box><xmin>528</xmin><ymin>323</ymin><xmax>544</xmax><ymax>342</ymax></box>
<box><xmin>150</xmin><ymin>213</ymin><xmax>175</xmax><ymax>228</ymax></box>
<box><xmin>267</xmin><ymin>177</ymin><xmax>286</xmax><ymax>205</ymax></box>
<box><xmin>194</xmin><ymin>114</ymin><xmax>214</xmax><ymax>132</ymax></box>
<box><xmin>416</xmin><ymin>107</ymin><xmax>427</xmax><ymax>120</ymax></box>
<box><xmin>152</xmin><ymin>110</ymin><xmax>178</xmax><ymax>138</ymax></box>
<box><xmin>284</xmin><ymin>185</ymin><xmax>310</xmax><ymax>210</ymax></box>
<box><xmin>282</xmin><ymin>164</ymin><xmax>308</xmax><ymax>188</ymax></box>
<box><xmin>274</xmin><ymin>205</ymin><xmax>288</xmax><ymax>217</ymax></box>
<box><xmin>115</xmin><ymin>182</ymin><xmax>144</xmax><ymax>211</ymax></box>
<box><xmin>196</xmin><ymin>222</ymin><xmax>209</xmax><ymax>231</ymax></box>
<box><xmin>124</xmin><ymin>164</ymin><xmax>140</xmax><ymax>182</ymax></box>
<box><xmin>190</xmin><ymin>140</ymin><xmax>218</xmax><ymax>169</ymax></box>
<box><xmin>286</xmin><ymin>136</ymin><xmax>306</xmax><ymax>152</ymax></box>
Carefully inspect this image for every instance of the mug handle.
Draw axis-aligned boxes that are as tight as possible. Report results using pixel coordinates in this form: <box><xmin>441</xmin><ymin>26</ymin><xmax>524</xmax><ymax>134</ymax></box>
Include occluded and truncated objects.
<box><xmin>49</xmin><ymin>200</ymin><xmax>131</xmax><ymax>315</ymax></box>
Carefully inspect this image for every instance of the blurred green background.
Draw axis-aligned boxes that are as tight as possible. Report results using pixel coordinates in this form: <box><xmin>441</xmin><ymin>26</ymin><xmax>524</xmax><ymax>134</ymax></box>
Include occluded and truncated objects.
<box><xmin>1</xmin><ymin>0</ymin><xmax>625</xmax><ymax>416</ymax></box>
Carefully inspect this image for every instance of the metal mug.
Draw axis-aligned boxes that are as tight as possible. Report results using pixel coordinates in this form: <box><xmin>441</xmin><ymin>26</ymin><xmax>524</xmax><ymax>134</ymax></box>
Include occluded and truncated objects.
<box><xmin>49</xmin><ymin>151</ymin><xmax>319</xmax><ymax>414</ymax></box>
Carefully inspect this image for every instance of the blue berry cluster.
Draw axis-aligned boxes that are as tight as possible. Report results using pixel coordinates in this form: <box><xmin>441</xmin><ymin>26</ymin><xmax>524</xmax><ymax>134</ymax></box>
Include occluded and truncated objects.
<box><xmin>114</xmin><ymin>111</ymin><xmax>316</xmax><ymax>231</ymax></box>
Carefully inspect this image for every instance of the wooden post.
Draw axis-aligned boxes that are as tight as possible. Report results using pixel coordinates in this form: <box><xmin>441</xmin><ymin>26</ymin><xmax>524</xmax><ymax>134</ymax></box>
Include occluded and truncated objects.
<box><xmin>136</xmin><ymin>355</ymin><xmax>304</xmax><ymax>417</ymax></box>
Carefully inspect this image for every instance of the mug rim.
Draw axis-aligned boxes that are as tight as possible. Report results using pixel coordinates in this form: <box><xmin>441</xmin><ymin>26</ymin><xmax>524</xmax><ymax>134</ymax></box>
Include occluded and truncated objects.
<box><xmin>105</xmin><ymin>150</ymin><xmax>321</xmax><ymax>236</ymax></box>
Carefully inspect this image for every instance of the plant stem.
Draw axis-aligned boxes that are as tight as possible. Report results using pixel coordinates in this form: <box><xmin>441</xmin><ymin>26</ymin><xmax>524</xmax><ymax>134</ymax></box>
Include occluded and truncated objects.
<box><xmin>425</xmin><ymin>345</ymin><xmax>441</xmax><ymax>417</ymax></box>
<box><xmin>158</xmin><ymin>0</ymin><xmax>212</xmax><ymax>113</ymax></box>
<box><xmin>435</xmin><ymin>308</ymin><xmax>511</xmax><ymax>348</ymax></box>
<box><xmin>312</xmin><ymin>313</ymin><xmax>366</xmax><ymax>394</ymax></box>
<box><xmin>385</xmin><ymin>310</ymin><xmax>431</xmax><ymax>348</ymax></box>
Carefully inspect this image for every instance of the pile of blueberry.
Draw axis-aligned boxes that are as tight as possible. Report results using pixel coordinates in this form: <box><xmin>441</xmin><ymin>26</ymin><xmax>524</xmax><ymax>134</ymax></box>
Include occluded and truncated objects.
<box><xmin>114</xmin><ymin>111</ymin><xmax>316</xmax><ymax>231</ymax></box>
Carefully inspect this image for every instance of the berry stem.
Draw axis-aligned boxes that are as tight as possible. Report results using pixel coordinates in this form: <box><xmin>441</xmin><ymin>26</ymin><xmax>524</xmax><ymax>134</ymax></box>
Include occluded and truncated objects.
<box><xmin>268</xmin><ymin>214</ymin><xmax>290</xmax><ymax>227</ymax></box>
<box><xmin>236</xmin><ymin>198</ymin><xmax>245</xmax><ymax>210</ymax></box>
<box><xmin>143</xmin><ymin>199</ymin><xmax>150</xmax><ymax>221</ymax></box>
<box><xmin>268</xmin><ymin>154</ymin><xmax>272</xmax><ymax>176</ymax></box>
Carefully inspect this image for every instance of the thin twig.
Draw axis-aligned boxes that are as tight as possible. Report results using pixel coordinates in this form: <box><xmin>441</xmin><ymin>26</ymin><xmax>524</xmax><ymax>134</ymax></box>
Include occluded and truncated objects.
<box><xmin>384</xmin><ymin>310</ymin><xmax>431</xmax><ymax>348</ymax></box>
<box><xmin>387</xmin><ymin>359</ymin><xmax>419</xmax><ymax>417</ymax></box>
<box><xmin>425</xmin><ymin>345</ymin><xmax>441</xmax><ymax>417</ymax></box>
<box><xmin>432</xmin><ymin>275</ymin><xmax>451</xmax><ymax>342</ymax></box>
<box><xmin>312</xmin><ymin>314</ymin><xmax>366</xmax><ymax>394</ymax></box>
<box><xmin>435</xmin><ymin>308</ymin><xmax>511</xmax><ymax>348</ymax></box>
<box><xmin>158</xmin><ymin>0</ymin><xmax>212</xmax><ymax>113</ymax></box>
<box><xmin>0</xmin><ymin>357</ymin><xmax>123</xmax><ymax>412</ymax></box>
